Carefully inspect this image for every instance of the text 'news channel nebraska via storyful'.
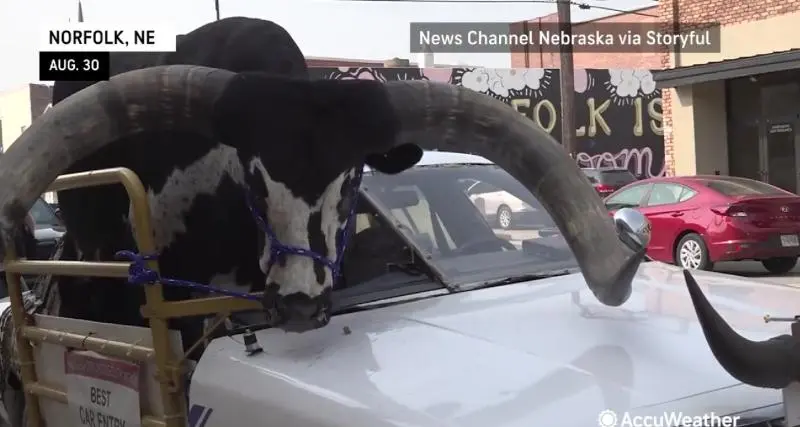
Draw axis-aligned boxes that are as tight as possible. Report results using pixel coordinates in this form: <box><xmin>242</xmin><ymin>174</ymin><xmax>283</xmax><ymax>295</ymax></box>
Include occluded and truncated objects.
<box><xmin>409</xmin><ymin>22</ymin><xmax>720</xmax><ymax>54</ymax></box>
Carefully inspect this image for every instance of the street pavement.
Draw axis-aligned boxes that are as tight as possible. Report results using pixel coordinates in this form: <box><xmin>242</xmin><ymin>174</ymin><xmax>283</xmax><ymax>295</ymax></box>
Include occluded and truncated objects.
<box><xmin>715</xmin><ymin>261</ymin><xmax>800</xmax><ymax>287</ymax></box>
<box><xmin>496</xmin><ymin>228</ymin><xmax>800</xmax><ymax>288</ymax></box>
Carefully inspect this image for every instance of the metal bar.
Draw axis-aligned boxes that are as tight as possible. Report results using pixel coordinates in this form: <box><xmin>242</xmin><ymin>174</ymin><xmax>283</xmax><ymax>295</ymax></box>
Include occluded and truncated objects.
<box><xmin>24</xmin><ymin>383</ymin><xmax>166</xmax><ymax>427</ymax></box>
<box><xmin>46</xmin><ymin>168</ymin><xmax>147</xmax><ymax>193</ymax></box>
<box><xmin>142</xmin><ymin>294</ymin><xmax>261</xmax><ymax>319</ymax></box>
<box><xmin>5</xmin><ymin>248</ymin><xmax>43</xmax><ymax>427</ymax></box>
<box><xmin>5</xmin><ymin>167</ymin><xmax>186</xmax><ymax>426</ymax></box>
<box><xmin>4</xmin><ymin>260</ymin><xmax>130</xmax><ymax>278</ymax></box>
<box><xmin>113</xmin><ymin>168</ymin><xmax>186</xmax><ymax>427</ymax></box>
<box><xmin>22</xmin><ymin>327</ymin><xmax>155</xmax><ymax>362</ymax></box>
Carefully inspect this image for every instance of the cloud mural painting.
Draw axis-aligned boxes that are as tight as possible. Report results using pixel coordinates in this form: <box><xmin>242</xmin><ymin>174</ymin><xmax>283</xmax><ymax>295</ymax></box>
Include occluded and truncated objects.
<box><xmin>310</xmin><ymin>67</ymin><xmax>665</xmax><ymax>178</ymax></box>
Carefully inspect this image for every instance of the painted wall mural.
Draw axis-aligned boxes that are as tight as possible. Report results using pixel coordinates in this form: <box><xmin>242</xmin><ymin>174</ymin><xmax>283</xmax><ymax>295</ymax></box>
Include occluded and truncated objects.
<box><xmin>310</xmin><ymin>67</ymin><xmax>665</xmax><ymax>178</ymax></box>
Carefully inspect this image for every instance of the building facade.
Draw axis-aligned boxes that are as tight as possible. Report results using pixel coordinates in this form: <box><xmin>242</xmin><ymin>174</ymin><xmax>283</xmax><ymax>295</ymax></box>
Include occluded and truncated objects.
<box><xmin>654</xmin><ymin>0</ymin><xmax>800</xmax><ymax>192</ymax></box>
<box><xmin>511</xmin><ymin>6</ymin><xmax>662</xmax><ymax>69</ymax></box>
<box><xmin>0</xmin><ymin>84</ymin><xmax>52</xmax><ymax>152</ymax></box>
<box><xmin>310</xmin><ymin>67</ymin><xmax>664</xmax><ymax>178</ymax></box>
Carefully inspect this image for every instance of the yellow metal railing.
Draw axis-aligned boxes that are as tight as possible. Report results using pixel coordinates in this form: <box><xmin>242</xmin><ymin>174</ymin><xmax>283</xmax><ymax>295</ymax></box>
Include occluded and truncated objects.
<box><xmin>3</xmin><ymin>167</ymin><xmax>263</xmax><ymax>427</ymax></box>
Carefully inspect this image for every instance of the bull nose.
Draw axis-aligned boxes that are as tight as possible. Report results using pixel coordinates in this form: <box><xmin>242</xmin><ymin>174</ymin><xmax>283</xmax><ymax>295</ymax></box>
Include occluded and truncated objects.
<box><xmin>269</xmin><ymin>289</ymin><xmax>332</xmax><ymax>332</ymax></box>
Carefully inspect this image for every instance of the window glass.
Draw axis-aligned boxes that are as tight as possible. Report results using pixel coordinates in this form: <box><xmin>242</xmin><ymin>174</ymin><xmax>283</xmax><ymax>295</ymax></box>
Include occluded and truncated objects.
<box><xmin>678</xmin><ymin>188</ymin><xmax>697</xmax><ymax>202</ymax></box>
<box><xmin>647</xmin><ymin>183</ymin><xmax>694</xmax><ymax>206</ymax></box>
<box><xmin>29</xmin><ymin>198</ymin><xmax>60</xmax><ymax>228</ymax></box>
<box><xmin>465</xmin><ymin>181</ymin><xmax>500</xmax><ymax>196</ymax></box>
<box><xmin>705</xmin><ymin>178</ymin><xmax>791</xmax><ymax>197</ymax></box>
<box><xmin>605</xmin><ymin>184</ymin><xmax>651</xmax><ymax>209</ymax></box>
<box><xmin>599</xmin><ymin>170</ymin><xmax>637</xmax><ymax>186</ymax></box>
<box><xmin>582</xmin><ymin>170</ymin><xmax>599</xmax><ymax>184</ymax></box>
<box><xmin>385</xmin><ymin>185</ymin><xmax>455</xmax><ymax>252</ymax></box>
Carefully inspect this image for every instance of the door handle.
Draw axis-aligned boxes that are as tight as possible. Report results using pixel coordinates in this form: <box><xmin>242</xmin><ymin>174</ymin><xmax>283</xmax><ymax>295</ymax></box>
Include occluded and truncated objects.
<box><xmin>670</xmin><ymin>212</ymin><xmax>684</xmax><ymax>217</ymax></box>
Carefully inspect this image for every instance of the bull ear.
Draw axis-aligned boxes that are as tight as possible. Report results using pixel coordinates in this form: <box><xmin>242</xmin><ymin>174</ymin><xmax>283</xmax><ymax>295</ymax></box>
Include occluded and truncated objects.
<box><xmin>303</xmin><ymin>78</ymin><xmax>422</xmax><ymax>174</ymax></box>
<box><xmin>365</xmin><ymin>144</ymin><xmax>422</xmax><ymax>175</ymax></box>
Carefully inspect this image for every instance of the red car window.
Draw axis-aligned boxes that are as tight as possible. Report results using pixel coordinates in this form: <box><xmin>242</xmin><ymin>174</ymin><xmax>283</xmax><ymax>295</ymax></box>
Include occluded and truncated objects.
<box><xmin>704</xmin><ymin>178</ymin><xmax>791</xmax><ymax>197</ymax></box>
<box><xmin>646</xmin><ymin>183</ymin><xmax>696</xmax><ymax>207</ymax></box>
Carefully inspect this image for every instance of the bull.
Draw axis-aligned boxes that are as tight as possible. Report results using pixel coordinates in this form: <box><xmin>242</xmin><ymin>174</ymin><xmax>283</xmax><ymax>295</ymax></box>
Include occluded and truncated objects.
<box><xmin>0</xmin><ymin>16</ymin><xmax>646</xmax><ymax>425</ymax></box>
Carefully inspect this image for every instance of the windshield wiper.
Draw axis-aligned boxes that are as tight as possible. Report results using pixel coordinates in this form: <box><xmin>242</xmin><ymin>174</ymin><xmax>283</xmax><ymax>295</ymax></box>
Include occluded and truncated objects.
<box><xmin>465</xmin><ymin>269</ymin><xmax>576</xmax><ymax>291</ymax></box>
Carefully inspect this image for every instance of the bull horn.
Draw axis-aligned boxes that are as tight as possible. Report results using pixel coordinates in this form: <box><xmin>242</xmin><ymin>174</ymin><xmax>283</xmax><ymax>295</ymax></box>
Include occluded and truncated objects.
<box><xmin>384</xmin><ymin>80</ymin><xmax>645</xmax><ymax>306</ymax></box>
<box><xmin>684</xmin><ymin>269</ymin><xmax>800</xmax><ymax>388</ymax></box>
<box><xmin>0</xmin><ymin>65</ymin><xmax>235</xmax><ymax>256</ymax></box>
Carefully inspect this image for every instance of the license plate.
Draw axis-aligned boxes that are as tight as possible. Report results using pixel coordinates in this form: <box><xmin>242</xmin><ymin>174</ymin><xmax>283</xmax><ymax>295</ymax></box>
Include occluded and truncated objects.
<box><xmin>781</xmin><ymin>235</ymin><xmax>799</xmax><ymax>247</ymax></box>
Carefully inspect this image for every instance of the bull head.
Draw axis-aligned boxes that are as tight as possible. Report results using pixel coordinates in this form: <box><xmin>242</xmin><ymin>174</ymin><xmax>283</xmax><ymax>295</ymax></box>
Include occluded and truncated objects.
<box><xmin>0</xmin><ymin>66</ymin><xmax>646</xmax><ymax>326</ymax></box>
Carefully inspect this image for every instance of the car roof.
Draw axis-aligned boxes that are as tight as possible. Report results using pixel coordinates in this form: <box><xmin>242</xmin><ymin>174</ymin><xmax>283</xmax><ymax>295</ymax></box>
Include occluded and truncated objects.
<box><xmin>631</xmin><ymin>175</ymin><xmax>759</xmax><ymax>185</ymax></box>
<box><xmin>363</xmin><ymin>151</ymin><xmax>493</xmax><ymax>172</ymax></box>
<box><xmin>580</xmin><ymin>167</ymin><xmax>632</xmax><ymax>172</ymax></box>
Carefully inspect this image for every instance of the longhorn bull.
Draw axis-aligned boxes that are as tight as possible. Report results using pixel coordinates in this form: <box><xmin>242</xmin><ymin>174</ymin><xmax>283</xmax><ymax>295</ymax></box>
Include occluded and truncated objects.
<box><xmin>0</xmin><ymin>18</ymin><xmax>646</xmax><ymax>424</ymax></box>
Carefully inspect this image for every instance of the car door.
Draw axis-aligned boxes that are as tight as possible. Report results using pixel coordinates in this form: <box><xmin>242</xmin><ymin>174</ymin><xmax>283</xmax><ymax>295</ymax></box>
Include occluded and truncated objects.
<box><xmin>638</xmin><ymin>183</ymin><xmax>698</xmax><ymax>262</ymax></box>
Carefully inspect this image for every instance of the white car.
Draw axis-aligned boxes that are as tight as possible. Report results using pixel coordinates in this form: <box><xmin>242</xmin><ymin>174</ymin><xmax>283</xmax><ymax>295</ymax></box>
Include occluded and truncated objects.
<box><xmin>463</xmin><ymin>178</ymin><xmax>538</xmax><ymax>229</ymax></box>
<box><xmin>189</xmin><ymin>152</ymin><xmax>788</xmax><ymax>427</ymax></box>
<box><xmin>12</xmin><ymin>152</ymin><xmax>793</xmax><ymax>427</ymax></box>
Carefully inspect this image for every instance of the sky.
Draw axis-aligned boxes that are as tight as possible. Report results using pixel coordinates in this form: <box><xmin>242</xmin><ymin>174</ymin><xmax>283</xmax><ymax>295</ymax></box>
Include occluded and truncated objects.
<box><xmin>0</xmin><ymin>0</ymin><xmax>655</xmax><ymax>92</ymax></box>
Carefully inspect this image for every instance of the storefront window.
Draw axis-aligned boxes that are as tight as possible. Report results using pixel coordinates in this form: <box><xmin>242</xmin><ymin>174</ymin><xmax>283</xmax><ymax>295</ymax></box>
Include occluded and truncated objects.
<box><xmin>727</xmin><ymin>77</ymin><xmax>760</xmax><ymax>124</ymax></box>
<box><xmin>761</xmin><ymin>82</ymin><xmax>800</xmax><ymax>118</ymax></box>
<box><xmin>728</xmin><ymin>124</ymin><xmax>761</xmax><ymax>181</ymax></box>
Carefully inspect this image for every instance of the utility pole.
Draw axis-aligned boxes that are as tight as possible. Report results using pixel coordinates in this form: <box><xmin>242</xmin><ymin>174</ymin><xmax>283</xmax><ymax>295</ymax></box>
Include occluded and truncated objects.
<box><xmin>214</xmin><ymin>0</ymin><xmax>220</xmax><ymax>20</ymax></box>
<box><xmin>556</xmin><ymin>0</ymin><xmax>577</xmax><ymax>158</ymax></box>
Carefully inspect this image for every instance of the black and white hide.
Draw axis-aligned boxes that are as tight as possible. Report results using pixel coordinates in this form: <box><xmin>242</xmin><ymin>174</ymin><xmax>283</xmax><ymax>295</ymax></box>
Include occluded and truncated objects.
<box><xmin>50</xmin><ymin>17</ymin><xmax>411</xmax><ymax>342</ymax></box>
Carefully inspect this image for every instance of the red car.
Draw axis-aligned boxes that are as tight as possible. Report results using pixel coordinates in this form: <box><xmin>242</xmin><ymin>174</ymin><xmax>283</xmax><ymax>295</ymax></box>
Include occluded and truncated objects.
<box><xmin>604</xmin><ymin>175</ymin><xmax>800</xmax><ymax>273</ymax></box>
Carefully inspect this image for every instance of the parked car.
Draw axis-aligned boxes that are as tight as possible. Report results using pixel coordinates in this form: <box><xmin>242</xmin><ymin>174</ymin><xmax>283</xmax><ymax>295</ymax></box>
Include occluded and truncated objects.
<box><xmin>582</xmin><ymin>167</ymin><xmax>638</xmax><ymax>196</ymax></box>
<box><xmin>462</xmin><ymin>178</ymin><xmax>542</xmax><ymax>229</ymax></box>
<box><xmin>604</xmin><ymin>174</ymin><xmax>800</xmax><ymax>273</ymax></box>
<box><xmin>0</xmin><ymin>198</ymin><xmax>64</xmax><ymax>299</ymax></box>
<box><xmin>29</xmin><ymin>197</ymin><xmax>65</xmax><ymax>260</ymax></box>
<box><xmin>178</xmin><ymin>152</ymin><xmax>785</xmax><ymax>427</ymax></box>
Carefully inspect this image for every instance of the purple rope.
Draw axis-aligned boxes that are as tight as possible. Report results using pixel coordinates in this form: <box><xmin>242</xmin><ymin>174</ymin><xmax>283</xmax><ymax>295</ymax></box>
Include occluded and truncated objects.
<box><xmin>115</xmin><ymin>166</ymin><xmax>364</xmax><ymax>301</ymax></box>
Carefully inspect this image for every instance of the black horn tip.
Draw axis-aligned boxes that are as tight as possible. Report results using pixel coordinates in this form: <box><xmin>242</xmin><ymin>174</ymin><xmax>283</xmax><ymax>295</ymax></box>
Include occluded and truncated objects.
<box><xmin>684</xmin><ymin>269</ymin><xmax>800</xmax><ymax>389</ymax></box>
<box><xmin>591</xmin><ymin>248</ymin><xmax>645</xmax><ymax>307</ymax></box>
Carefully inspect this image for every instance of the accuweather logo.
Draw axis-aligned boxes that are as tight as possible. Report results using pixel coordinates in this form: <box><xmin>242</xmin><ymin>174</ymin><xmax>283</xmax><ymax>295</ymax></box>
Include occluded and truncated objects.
<box><xmin>597</xmin><ymin>409</ymin><xmax>741</xmax><ymax>427</ymax></box>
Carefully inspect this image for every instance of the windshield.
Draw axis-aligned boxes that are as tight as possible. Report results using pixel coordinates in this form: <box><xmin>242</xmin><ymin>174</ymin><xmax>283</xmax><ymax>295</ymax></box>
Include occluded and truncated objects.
<box><xmin>362</xmin><ymin>164</ymin><xmax>577</xmax><ymax>287</ymax></box>
<box><xmin>704</xmin><ymin>177</ymin><xmax>792</xmax><ymax>197</ymax></box>
<box><xmin>583</xmin><ymin>169</ymin><xmax>637</xmax><ymax>185</ymax></box>
<box><xmin>599</xmin><ymin>170</ymin><xmax>637</xmax><ymax>185</ymax></box>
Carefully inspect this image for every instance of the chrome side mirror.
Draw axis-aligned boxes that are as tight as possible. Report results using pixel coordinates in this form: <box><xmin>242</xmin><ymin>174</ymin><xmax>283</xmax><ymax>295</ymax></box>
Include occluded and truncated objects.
<box><xmin>613</xmin><ymin>208</ymin><xmax>651</xmax><ymax>252</ymax></box>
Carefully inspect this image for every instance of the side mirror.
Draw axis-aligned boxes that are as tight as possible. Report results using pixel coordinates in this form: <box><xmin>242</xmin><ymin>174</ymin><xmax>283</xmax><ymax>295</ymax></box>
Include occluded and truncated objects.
<box><xmin>613</xmin><ymin>208</ymin><xmax>651</xmax><ymax>252</ymax></box>
<box><xmin>54</xmin><ymin>207</ymin><xmax>62</xmax><ymax>221</ymax></box>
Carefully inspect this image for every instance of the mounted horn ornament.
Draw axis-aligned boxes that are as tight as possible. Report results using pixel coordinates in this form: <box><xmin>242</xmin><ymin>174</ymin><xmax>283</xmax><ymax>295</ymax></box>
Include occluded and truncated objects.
<box><xmin>684</xmin><ymin>269</ymin><xmax>800</xmax><ymax>389</ymax></box>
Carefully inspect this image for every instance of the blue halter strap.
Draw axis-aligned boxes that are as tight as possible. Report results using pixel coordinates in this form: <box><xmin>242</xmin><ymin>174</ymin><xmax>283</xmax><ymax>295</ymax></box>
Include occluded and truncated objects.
<box><xmin>116</xmin><ymin>166</ymin><xmax>365</xmax><ymax>300</ymax></box>
<box><xmin>245</xmin><ymin>166</ymin><xmax>364</xmax><ymax>283</ymax></box>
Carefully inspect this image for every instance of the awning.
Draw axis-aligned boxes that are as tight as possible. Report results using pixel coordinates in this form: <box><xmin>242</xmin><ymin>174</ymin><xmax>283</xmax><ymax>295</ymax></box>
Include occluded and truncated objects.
<box><xmin>653</xmin><ymin>49</ymin><xmax>800</xmax><ymax>89</ymax></box>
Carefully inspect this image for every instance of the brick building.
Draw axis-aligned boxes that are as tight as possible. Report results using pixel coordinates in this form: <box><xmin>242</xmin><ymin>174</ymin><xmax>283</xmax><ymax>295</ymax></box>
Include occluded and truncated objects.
<box><xmin>511</xmin><ymin>6</ymin><xmax>661</xmax><ymax>69</ymax></box>
<box><xmin>653</xmin><ymin>1</ymin><xmax>800</xmax><ymax>192</ymax></box>
<box><xmin>0</xmin><ymin>84</ymin><xmax>52</xmax><ymax>153</ymax></box>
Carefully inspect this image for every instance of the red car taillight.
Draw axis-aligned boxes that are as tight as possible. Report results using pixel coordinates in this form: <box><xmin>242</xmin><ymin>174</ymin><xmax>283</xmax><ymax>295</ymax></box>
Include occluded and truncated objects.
<box><xmin>710</xmin><ymin>204</ymin><xmax>754</xmax><ymax>218</ymax></box>
<box><xmin>595</xmin><ymin>184</ymin><xmax>616</xmax><ymax>195</ymax></box>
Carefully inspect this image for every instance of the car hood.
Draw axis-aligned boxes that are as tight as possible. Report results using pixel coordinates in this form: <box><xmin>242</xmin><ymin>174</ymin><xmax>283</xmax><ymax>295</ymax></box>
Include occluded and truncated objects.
<box><xmin>191</xmin><ymin>262</ymin><xmax>790</xmax><ymax>427</ymax></box>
